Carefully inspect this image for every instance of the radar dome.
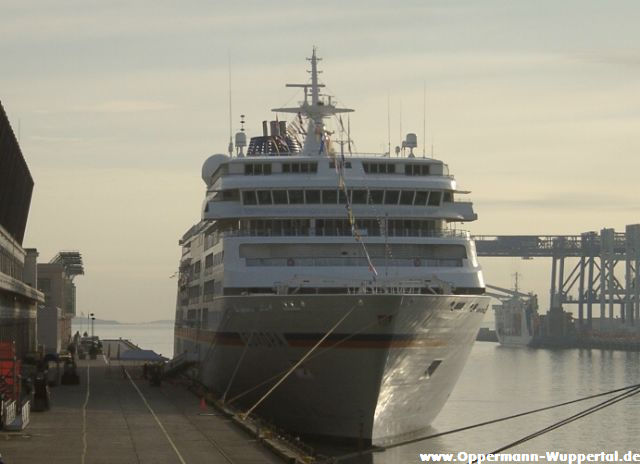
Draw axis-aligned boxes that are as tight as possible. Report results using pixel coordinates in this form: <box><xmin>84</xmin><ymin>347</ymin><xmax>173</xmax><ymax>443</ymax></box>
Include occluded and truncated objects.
<box><xmin>201</xmin><ymin>154</ymin><xmax>229</xmax><ymax>185</ymax></box>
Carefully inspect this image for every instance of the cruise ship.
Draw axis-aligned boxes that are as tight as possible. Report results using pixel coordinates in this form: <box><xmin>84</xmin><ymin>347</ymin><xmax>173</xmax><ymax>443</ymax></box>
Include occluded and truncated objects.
<box><xmin>174</xmin><ymin>49</ymin><xmax>490</xmax><ymax>445</ymax></box>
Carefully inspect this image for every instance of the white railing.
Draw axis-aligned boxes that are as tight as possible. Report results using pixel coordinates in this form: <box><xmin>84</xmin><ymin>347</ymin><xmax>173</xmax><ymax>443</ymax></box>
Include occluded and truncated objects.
<box><xmin>245</xmin><ymin>257</ymin><xmax>463</xmax><ymax>268</ymax></box>
<box><xmin>2</xmin><ymin>400</ymin><xmax>16</xmax><ymax>427</ymax></box>
<box><xmin>218</xmin><ymin>229</ymin><xmax>469</xmax><ymax>240</ymax></box>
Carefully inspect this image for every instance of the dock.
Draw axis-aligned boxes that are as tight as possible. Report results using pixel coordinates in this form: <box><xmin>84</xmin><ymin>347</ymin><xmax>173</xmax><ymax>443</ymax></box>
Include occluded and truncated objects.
<box><xmin>0</xmin><ymin>357</ymin><xmax>283</xmax><ymax>464</ymax></box>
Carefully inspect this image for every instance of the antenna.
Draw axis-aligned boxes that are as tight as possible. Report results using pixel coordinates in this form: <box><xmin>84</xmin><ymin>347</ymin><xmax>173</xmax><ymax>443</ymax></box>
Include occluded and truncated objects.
<box><xmin>387</xmin><ymin>93</ymin><xmax>391</xmax><ymax>156</ymax></box>
<box><xmin>399</xmin><ymin>99</ymin><xmax>402</xmax><ymax>156</ymax></box>
<box><xmin>227</xmin><ymin>51</ymin><xmax>233</xmax><ymax>157</ymax></box>
<box><xmin>347</xmin><ymin>114</ymin><xmax>352</xmax><ymax>155</ymax></box>
<box><xmin>422</xmin><ymin>81</ymin><xmax>426</xmax><ymax>158</ymax></box>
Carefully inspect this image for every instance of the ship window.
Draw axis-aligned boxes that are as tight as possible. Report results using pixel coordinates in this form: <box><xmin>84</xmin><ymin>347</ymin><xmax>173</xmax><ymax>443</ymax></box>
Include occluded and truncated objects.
<box><xmin>204</xmin><ymin>279</ymin><xmax>215</xmax><ymax>295</ymax></box>
<box><xmin>369</xmin><ymin>190</ymin><xmax>384</xmax><ymax>204</ymax></box>
<box><xmin>222</xmin><ymin>189</ymin><xmax>239</xmax><ymax>201</ymax></box>
<box><xmin>322</xmin><ymin>190</ymin><xmax>337</xmax><ymax>204</ymax></box>
<box><xmin>405</xmin><ymin>164</ymin><xmax>430</xmax><ymax>176</ymax></box>
<box><xmin>242</xmin><ymin>191</ymin><xmax>257</xmax><ymax>205</ymax></box>
<box><xmin>425</xmin><ymin>360</ymin><xmax>442</xmax><ymax>378</ymax></box>
<box><xmin>273</xmin><ymin>190</ymin><xmax>288</xmax><ymax>204</ymax></box>
<box><xmin>363</xmin><ymin>162</ymin><xmax>395</xmax><ymax>174</ymax></box>
<box><xmin>400</xmin><ymin>190</ymin><xmax>415</xmax><ymax>205</ymax></box>
<box><xmin>289</xmin><ymin>190</ymin><xmax>304</xmax><ymax>204</ymax></box>
<box><xmin>282</xmin><ymin>162</ymin><xmax>318</xmax><ymax>174</ymax></box>
<box><xmin>205</xmin><ymin>254</ymin><xmax>213</xmax><ymax>268</ymax></box>
<box><xmin>443</xmin><ymin>191</ymin><xmax>453</xmax><ymax>202</ymax></box>
<box><xmin>352</xmin><ymin>190</ymin><xmax>367</xmax><ymax>204</ymax></box>
<box><xmin>244</xmin><ymin>163</ymin><xmax>272</xmax><ymax>175</ymax></box>
<box><xmin>414</xmin><ymin>191</ymin><xmax>428</xmax><ymax>206</ymax></box>
<box><xmin>305</xmin><ymin>190</ymin><xmax>321</xmax><ymax>204</ymax></box>
<box><xmin>338</xmin><ymin>190</ymin><xmax>348</xmax><ymax>204</ymax></box>
<box><xmin>257</xmin><ymin>190</ymin><xmax>272</xmax><ymax>205</ymax></box>
<box><xmin>428</xmin><ymin>191</ymin><xmax>442</xmax><ymax>206</ymax></box>
<box><xmin>385</xmin><ymin>190</ymin><xmax>400</xmax><ymax>205</ymax></box>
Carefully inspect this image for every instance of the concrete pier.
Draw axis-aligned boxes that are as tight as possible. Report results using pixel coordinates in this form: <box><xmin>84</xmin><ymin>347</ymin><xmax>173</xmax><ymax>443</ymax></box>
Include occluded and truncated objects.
<box><xmin>0</xmin><ymin>358</ymin><xmax>283</xmax><ymax>463</ymax></box>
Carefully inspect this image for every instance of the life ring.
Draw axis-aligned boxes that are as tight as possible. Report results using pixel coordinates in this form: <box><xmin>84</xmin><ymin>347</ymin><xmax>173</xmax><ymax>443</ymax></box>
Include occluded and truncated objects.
<box><xmin>287</xmin><ymin>258</ymin><xmax>295</xmax><ymax>266</ymax></box>
<box><xmin>414</xmin><ymin>258</ymin><xmax>421</xmax><ymax>267</ymax></box>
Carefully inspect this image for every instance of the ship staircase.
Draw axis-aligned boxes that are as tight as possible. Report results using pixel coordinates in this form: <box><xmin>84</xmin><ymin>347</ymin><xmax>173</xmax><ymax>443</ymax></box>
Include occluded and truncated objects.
<box><xmin>163</xmin><ymin>351</ymin><xmax>197</xmax><ymax>378</ymax></box>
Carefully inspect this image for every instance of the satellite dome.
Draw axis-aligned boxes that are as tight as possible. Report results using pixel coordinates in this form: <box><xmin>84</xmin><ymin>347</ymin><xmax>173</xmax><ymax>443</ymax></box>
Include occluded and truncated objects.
<box><xmin>201</xmin><ymin>154</ymin><xmax>229</xmax><ymax>185</ymax></box>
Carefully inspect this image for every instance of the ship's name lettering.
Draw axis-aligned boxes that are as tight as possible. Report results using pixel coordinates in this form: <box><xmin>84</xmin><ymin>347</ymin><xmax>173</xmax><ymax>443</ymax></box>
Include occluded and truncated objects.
<box><xmin>239</xmin><ymin>331</ymin><xmax>286</xmax><ymax>348</ymax></box>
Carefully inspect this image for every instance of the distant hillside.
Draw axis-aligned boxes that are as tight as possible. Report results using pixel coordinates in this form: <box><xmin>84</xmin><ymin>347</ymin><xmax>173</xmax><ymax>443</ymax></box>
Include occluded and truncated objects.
<box><xmin>72</xmin><ymin>317</ymin><xmax>121</xmax><ymax>325</ymax></box>
<box><xmin>72</xmin><ymin>317</ymin><xmax>174</xmax><ymax>325</ymax></box>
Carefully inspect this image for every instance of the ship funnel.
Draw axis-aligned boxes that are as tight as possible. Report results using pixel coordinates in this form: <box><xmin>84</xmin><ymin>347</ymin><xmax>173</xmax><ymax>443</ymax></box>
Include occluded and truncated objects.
<box><xmin>262</xmin><ymin>121</ymin><xmax>268</xmax><ymax>137</ymax></box>
<box><xmin>269</xmin><ymin>120</ymin><xmax>280</xmax><ymax>137</ymax></box>
<box><xmin>279</xmin><ymin>121</ymin><xmax>287</xmax><ymax>137</ymax></box>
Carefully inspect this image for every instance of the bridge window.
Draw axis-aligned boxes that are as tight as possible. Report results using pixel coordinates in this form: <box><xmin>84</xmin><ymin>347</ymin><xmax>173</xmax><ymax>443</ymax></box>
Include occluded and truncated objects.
<box><xmin>273</xmin><ymin>190</ymin><xmax>288</xmax><ymax>204</ymax></box>
<box><xmin>369</xmin><ymin>190</ymin><xmax>384</xmax><ymax>204</ymax></box>
<box><xmin>245</xmin><ymin>163</ymin><xmax>272</xmax><ymax>175</ymax></box>
<box><xmin>443</xmin><ymin>191</ymin><xmax>453</xmax><ymax>203</ymax></box>
<box><xmin>338</xmin><ymin>190</ymin><xmax>348</xmax><ymax>204</ymax></box>
<box><xmin>322</xmin><ymin>190</ymin><xmax>337</xmax><ymax>204</ymax></box>
<box><xmin>242</xmin><ymin>191</ymin><xmax>257</xmax><ymax>205</ymax></box>
<box><xmin>405</xmin><ymin>164</ymin><xmax>430</xmax><ymax>176</ymax></box>
<box><xmin>414</xmin><ymin>191</ymin><xmax>428</xmax><ymax>206</ymax></box>
<box><xmin>428</xmin><ymin>191</ymin><xmax>442</xmax><ymax>206</ymax></box>
<box><xmin>282</xmin><ymin>162</ymin><xmax>318</xmax><ymax>173</ymax></box>
<box><xmin>400</xmin><ymin>190</ymin><xmax>415</xmax><ymax>205</ymax></box>
<box><xmin>257</xmin><ymin>190</ymin><xmax>272</xmax><ymax>205</ymax></box>
<box><xmin>352</xmin><ymin>190</ymin><xmax>367</xmax><ymax>204</ymax></box>
<box><xmin>305</xmin><ymin>190</ymin><xmax>321</xmax><ymax>204</ymax></box>
<box><xmin>289</xmin><ymin>190</ymin><xmax>304</xmax><ymax>204</ymax></box>
<box><xmin>363</xmin><ymin>162</ymin><xmax>396</xmax><ymax>174</ymax></box>
<box><xmin>385</xmin><ymin>190</ymin><xmax>400</xmax><ymax>205</ymax></box>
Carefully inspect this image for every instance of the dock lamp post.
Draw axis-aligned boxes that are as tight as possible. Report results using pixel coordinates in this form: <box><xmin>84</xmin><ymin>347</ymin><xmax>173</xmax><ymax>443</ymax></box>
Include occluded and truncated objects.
<box><xmin>90</xmin><ymin>313</ymin><xmax>95</xmax><ymax>338</ymax></box>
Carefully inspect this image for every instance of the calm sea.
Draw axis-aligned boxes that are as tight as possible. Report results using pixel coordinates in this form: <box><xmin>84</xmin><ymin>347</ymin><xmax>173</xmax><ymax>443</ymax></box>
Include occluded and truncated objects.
<box><xmin>72</xmin><ymin>321</ymin><xmax>640</xmax><ymax>462</ymax></box>
<box><xmin>71</xmin><ymin>321</ymin><xmax>174</xmax><ymax>359</ymax></box>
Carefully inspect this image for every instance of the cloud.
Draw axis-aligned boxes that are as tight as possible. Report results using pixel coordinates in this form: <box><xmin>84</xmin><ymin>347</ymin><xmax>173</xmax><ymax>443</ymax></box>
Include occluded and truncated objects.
<box><xmin>572</xmin><ymin>49</ymin><xmax>640</xmax><ymax>68</ymax></box>
<box><xmin>479</xmin><ymin>192</ymin><xmax>640</xmax><ymax>212</ymax></box>
<box><xmin>34</xmin><ymin>99</ymin><xmax>175</xmax><ymax>115</ymax></box>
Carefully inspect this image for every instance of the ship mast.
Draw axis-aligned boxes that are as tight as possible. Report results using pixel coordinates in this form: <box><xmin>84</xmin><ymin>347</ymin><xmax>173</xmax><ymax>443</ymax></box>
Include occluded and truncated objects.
<box><xmin>272</xmin><ymin>47</ymin><xmax>353</xmax><ymax>156</ymax></box>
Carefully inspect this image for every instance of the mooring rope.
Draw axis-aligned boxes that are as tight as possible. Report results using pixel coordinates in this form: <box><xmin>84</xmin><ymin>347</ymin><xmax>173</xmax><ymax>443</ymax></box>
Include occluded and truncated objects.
<box><xmin>326</xmin><ymin>382</ymin><xmax>640</xmax><ymax>463</ymax></box>
<box><xmin>226</xmin><ymin>304</ymin><xmax>379</xmax><ymax>405</ymax></box>
<box><xmin>241</xmin><ymin>302</ymin><xmax>359</xmax><ymax>419</ymax></box>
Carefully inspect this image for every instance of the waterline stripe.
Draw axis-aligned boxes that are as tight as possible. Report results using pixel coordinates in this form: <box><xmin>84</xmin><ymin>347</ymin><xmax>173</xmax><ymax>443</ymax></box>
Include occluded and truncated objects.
<box><xmin>124</xmin><ymin>368</ymin><xmax>188</xmax><ymax>464</ymax></box>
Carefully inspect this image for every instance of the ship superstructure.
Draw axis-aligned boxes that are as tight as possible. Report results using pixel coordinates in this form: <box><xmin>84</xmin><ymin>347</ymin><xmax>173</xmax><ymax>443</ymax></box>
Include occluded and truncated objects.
<box><xmin>174</xmin><ymin>49</ymin><xmax>490</xmax><ymax>445</ymax></box>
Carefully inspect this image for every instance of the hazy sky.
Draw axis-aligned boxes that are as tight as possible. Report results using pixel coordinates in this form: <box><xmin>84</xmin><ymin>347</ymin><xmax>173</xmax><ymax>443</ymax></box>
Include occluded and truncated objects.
<box><xmin>2</xmin><ymin>1</ymin><xmax>639</xmax><ymax>321</ymax></box>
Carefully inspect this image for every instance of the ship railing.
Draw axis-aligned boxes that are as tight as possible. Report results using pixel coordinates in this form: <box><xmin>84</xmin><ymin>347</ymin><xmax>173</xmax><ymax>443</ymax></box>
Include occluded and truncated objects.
<box><xmin>245</xmin><ymin>257</ymin><xmax>463</xmax><ymax>267</ymax></box>
<box><xmin>217</xmin><ymin>228</ymin><xmax>469</xmax><ymax>239</ymax></box>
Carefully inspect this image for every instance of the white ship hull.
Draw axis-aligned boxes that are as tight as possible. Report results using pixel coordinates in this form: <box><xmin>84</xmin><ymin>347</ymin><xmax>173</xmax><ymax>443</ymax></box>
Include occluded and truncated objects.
<box><xmin>175</xmin><ymin>293</ymin><xmax>489</xmax><ymax>445</ymax></box>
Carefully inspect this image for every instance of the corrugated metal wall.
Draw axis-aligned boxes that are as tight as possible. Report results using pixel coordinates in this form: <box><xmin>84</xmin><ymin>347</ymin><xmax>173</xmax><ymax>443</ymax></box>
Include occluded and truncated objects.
<box><xmin>0</xmin><ymin>100</ymin><xmax>33</xmax><ymax>245</ymax></box>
